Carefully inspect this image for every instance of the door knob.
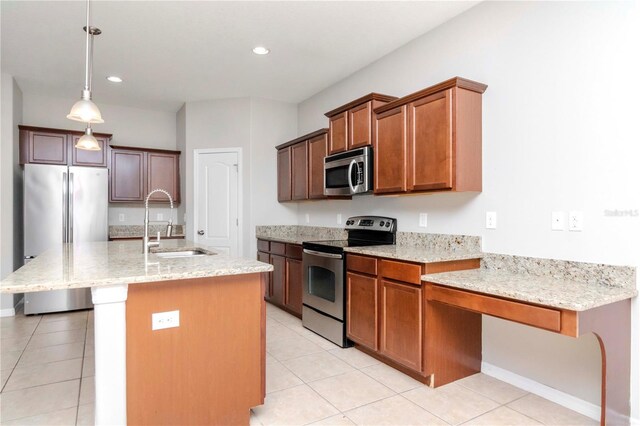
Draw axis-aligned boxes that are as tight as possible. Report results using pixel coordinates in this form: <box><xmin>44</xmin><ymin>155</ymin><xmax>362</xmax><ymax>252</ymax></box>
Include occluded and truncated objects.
<box><xmin>198</xmin><ymin>230</ymin><xmax>204</xmax><ymax>235</ymax></box>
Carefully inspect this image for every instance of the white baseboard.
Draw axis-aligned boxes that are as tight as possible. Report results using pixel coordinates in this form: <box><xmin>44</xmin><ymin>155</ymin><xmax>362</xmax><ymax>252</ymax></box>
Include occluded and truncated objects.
<box><xmin>481</xmin><ymin>361</ymin><xmax>601</xmax><ymax>422</ymax></box>
<box><xmin>0</xmin><ymin>307</ymin><xmax>16</xmax><ymax>317</ymax></box>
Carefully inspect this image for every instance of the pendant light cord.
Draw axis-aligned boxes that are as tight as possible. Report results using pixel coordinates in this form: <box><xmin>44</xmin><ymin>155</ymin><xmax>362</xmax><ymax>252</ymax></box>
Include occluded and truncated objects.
<box><xmin>84</xmin><ymin>0</ymin><xmax>91</xmax><ymax>92</ymax></box>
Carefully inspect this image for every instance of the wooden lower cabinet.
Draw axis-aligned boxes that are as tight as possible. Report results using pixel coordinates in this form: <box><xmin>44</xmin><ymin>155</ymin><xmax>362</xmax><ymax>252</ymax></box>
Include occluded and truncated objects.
<box><xmin>346</xmin><ymin>272</ymin><xmax>378</xmax><ymax>350</ymax></box>
<box><xmin>379</xmin><ymin>279</ymin><xmax>423</xmax><ymax>372</ymax></box>
<box><xmin>285</xmin><ymin>258</ymin><xmax>303</xmax><ymax>316</ymax></box>
<box><xmin>257</xmin><ymin>251</ymin><xmax>272</xmax><ymax>300</ymax></box>
<box><xmin>270</xmin><ymin>254</ymin><xmax>286</xmax><ymax>306</ymax></box>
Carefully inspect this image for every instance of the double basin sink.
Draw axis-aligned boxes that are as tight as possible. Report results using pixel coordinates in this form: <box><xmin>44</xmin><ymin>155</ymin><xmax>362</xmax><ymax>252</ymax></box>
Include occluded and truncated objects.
<box><xmin>153</xmin><ymin>248</ymin><xmax>214</xmax><ymax>259</ymax></box>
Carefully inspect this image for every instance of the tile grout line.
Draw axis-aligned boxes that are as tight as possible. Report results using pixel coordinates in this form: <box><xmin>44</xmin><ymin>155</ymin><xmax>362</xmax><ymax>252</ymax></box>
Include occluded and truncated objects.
<box><xmin>75</xmin><ymin>312</ymin><xmax>91</xmax><ymax>425</ymax></box>
<box><xmin>1</xmin><ymin>312</ymin><xmax>43</xmax><ymax>393</ymax></box>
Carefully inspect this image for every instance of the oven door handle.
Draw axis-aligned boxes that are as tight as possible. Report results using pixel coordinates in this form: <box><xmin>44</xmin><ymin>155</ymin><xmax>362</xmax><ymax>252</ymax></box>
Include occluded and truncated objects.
<box><xmin>303</xmin><ymin>249</ymin><xmax>343</xmax><ymax>259</ymax></box>
<box><xmin>347</xmin><ymin>160</ymin><xmax>357</xmax><ymax>193</ymax></box>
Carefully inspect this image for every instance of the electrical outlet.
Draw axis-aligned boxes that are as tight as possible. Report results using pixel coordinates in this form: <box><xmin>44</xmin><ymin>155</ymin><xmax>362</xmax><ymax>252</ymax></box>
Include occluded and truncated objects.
<box><xmin>486</xmin><ymin>211</ymin><xmax>497</xmax><ymax>229</ymax></box>
<box><xmin>419</xmin><ymin>213</ymin><xmax>428</xmax><ymax>228</ymax></box>
<box><xmin>156</xmin><ymin>213</ymin><xmax>163</xmax><ymax>221</ymax></box>
<box><xmin>569</xmin><ymin>211</ymin><xmax>583</xmax><ymax>231</ymax></box>
<box><xmin>305</xmin><ymin>213</ymin><xmax>310</xmax><ymax>224</ymax></box>
<box><xmin>118</xmin><ymin>213</ymin><xmax>125</xmax><ymax>222</ymax></box>
<box><xmin>337</xmin><ymin>213</ymin><xmax>342</xmax><ymax>225</ymax></box>
<box><xmin>551</xmin><ymin>211</ymin><xmax>565</xmax><ymax>231</ymax></box>
<box><xmin>152</xmin><ymin>310</ymin><xmax>180</xmax><ymax>331</ymax></box>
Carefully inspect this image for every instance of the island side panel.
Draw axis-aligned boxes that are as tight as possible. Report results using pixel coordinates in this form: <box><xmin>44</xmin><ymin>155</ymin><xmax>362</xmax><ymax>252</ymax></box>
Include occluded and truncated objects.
<box><xmin>126</xmin><ymin>274</ymin><xmax>265</xmax><ymax>425</ymax></box>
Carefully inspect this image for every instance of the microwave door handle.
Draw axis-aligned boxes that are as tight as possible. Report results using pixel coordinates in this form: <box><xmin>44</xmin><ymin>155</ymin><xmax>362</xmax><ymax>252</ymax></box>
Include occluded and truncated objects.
<box><xmin>347</xmin><ymin>160</ymin><xmax>357</xmax><ymax>193</ymax></box>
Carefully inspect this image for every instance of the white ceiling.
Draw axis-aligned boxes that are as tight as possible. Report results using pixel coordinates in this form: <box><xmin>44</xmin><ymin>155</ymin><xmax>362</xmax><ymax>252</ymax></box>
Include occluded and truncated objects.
<box><xmin>1</xmin><ymin>1</ymin><xmax>479</xmax><ymax>112</ymax></box>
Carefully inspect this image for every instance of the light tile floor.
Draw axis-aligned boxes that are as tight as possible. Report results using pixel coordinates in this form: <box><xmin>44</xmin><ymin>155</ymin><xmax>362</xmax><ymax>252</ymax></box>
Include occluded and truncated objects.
<box><xmin>0</xmin><ymin>303</ymin><xmax>597</xmax><ymax>425</ymax></box>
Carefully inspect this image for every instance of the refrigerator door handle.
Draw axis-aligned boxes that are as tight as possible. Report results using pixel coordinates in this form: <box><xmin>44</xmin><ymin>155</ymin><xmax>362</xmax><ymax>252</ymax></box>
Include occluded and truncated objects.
<box><xmin>69</xmin><ymin>172</ymin><xmax>74</xmax><ymax>243</ymax></box>
<box><xmin>62</xmin><ymin>172</ymin><xmax>68</xmax><ymax>243</ymax></box>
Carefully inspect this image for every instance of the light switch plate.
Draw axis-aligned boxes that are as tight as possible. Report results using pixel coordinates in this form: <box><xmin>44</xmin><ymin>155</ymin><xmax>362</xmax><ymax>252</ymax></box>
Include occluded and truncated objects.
<box><xmin>152</xmin><ymin>310</ymin><xmax>180</xmax><ymax>331</ymax></box>
<box><xmin>156</xmin><ymin>213</ymin><xmax>164</xmax><ymax>221</ymax></box>
<box><xmin>305</xmin><ymin>213</ymin><xmax>310</xmax><ymax>224</ymax></box>
<box><xmin>337</xmin><ymin>213</ymin><xmax>342</xmax><ymax>225</ymax></box>
<box><xmin>486</xmin><ymin>211</ymin><xmax>497</xmax><ymax>229</ymax></box>
<box><xmin>551</xmin><ymin>211</ymin><xmax>565</xmax><ymax>231</ymax></box>
<box><xmin>118</xmin><ymin>213</ymin><xmax>125</xmax><ymax>222</ymax></box>
<box><xmin>419</xmin><ymin>213</ymin><xmax>428</xmax><ymax>228</ymax></box>
<box><xmin>569</xmin><ymin>211</ymin><xmax>583</xmax><ymax>231</ymax></box>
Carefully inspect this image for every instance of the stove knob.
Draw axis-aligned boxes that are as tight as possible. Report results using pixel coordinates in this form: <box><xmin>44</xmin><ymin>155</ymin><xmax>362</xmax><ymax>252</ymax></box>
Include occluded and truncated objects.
<box><xmin>379</xmin><ymin>221</ymin><xmax>385</xmax><ymax>227</ymax></box>
<box><xmin>385</xmin><ymin>222</ymin><xmax>391</xmax><ymax>228</ymax></box>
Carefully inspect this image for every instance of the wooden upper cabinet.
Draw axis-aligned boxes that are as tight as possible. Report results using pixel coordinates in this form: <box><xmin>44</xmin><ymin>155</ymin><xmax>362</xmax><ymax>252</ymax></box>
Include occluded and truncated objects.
<box><xmin>328</xmin><ymin>112</ymin><xmax>348</xmax><ymax>154</ymax></box>
<box><xmin>308</xmin><ymin>134</ymin><xmax>328</xmax><ymax>199</ymax></box>
<box><xmin>374</xmin><ymin>106</ymin><xmax>407</xmax><ymax>194</ymax></box>
<box><xmin>374</xmin><ymin>77</ymin><xmax>486</xmax><ymax>194</ymax></box>
<box><xmin>277</xmin><ymin>147</ymin><xmax>292</xmax><ymax>202</ymax></box>
<box><xmin>71</xmin><ymin>135</ymin><xmax>109</xmax><ymax>167</ymax></box>
<box><xmin>109</xmin><ymin>149</ymin><xmax>146</xmax><ymax>202</ymax></box>
<box><xmin>147</xmin><ymin>152</ymin><xmax>180</xmax><ymax>203</ymax></box>
<box><xmin>408</xmin><ymin>90</ymin><xmax>453</xmax><ymax>191</ymax></box>
<box><xmin>325</xmin><ymin>94</ymin><xmax>397</xmax><ymax>155</ymax></box>
<box><xmin>291</xmin><ymin>142</ymin><xmax>308</xmax><ymax>201</ymax></box>
<box><xmin>19</xmin><ymin>126</ymin><xmax>113</xmax><ymax>167</ymax></box>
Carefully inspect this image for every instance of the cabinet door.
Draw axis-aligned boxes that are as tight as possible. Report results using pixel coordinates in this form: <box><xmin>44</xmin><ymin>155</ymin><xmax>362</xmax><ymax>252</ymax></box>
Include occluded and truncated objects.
<box><xmin>110</xmin><ymin>149</ymin><xmax>146</xmax><ymax>202</ymax></box>
<box><xmin>348</xmin><ymin>101</ymin><xmax>372</xmax><ymax>150</ymax></box>
<box><xmin>380</xmin><ymin>279</ymin><xmax>423</xmax><ymax>372</ymax></box>
<box><xmin>277</xmin><ymin>147</ymin><xmax>292</xmax><ymax>202</ymax></box>
<box><xmin>270</xmin><ymin>254</ymin><xmax>286</xmax><ymax>307</ymax></box>
<box><xmin>71</xmin><ymin>135</ymin><xmax>108</xmax><ymax>167</ymax></box>
<box><xmin>147</xmin><ymin>152</ymin><xmax>181</xmax><ymax>203</ymax></box>
<box><xmin>328</xmin><ymin>112</ymin><xmax>348</xmax><ymax>154</ymax></box>
<box><xmin>285</xmin><ymin>258</ymin><xmax>303</xmax><ymax>316</ymax></box>
<box><xmin>26</xmin><ymin>130</ymin><xmax>68</xmax><ymax>165</ymax></box>
<box><xmin>374</xmin><ymin>106</ymin><xmax>407</xmax><ymax>194</ymax></box>
<box><xmin>346</xmin><ymin>272</ymin><xmax>378</xmax><ymax>350</ymax></box>
<box><xmin>408</xmin><ymin>89</ymin><xmax>453</xmax><ymax>191</ymax></box>
<box><xmin>258</xmin><ymin>251</ymin><xmax>272</xmax><ymax>300</ymax></box>
<box><xmin>308</xmin><ymin>134</ymin><xmax>328</xmax><ymax>199</ymax></box>
<box><xmin>291</xmin><ymin>142</ymin><xmax>308</xmax><ymax>201</ymax></box>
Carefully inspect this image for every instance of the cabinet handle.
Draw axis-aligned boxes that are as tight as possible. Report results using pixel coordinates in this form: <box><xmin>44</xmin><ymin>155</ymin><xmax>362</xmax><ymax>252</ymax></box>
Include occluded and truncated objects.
<box><xmin>197</xmin><ymin>230</ymin><xmax>204</xmax><ymax>235</ymax></box>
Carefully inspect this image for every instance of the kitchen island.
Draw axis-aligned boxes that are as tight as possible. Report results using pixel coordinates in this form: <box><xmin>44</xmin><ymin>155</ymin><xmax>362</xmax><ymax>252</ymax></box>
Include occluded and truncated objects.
<box><xmin>0</xmin><ymin>240</ymin><xmax>273</xmax><ymax>425</ymax></box>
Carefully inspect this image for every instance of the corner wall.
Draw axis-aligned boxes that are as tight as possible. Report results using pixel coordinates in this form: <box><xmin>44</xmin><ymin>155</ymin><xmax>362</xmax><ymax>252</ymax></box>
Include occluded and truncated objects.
<box><xmin>1</xmin><ymin>73</ymin><xmax>24</xmax><ymax>315</ymax></box>
<box><xmin>296</xmin><ymin>1</ymin><xmax>640</xmax><ymax>413</ymax></box>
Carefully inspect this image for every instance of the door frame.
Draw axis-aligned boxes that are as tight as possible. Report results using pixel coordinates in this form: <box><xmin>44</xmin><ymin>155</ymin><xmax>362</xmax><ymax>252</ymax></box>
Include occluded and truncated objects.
<box><xmin>193</xmin><ymin>148</ymin><xmax>243</xmax><ymax>256</ymax></box>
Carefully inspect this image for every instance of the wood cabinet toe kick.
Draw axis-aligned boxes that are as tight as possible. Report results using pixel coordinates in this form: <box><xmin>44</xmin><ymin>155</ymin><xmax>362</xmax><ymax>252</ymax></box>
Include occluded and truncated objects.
<box><xmin>423</xmin><ymin>281</ymin><xmax>632</xmax><ymax>426</ymax></box>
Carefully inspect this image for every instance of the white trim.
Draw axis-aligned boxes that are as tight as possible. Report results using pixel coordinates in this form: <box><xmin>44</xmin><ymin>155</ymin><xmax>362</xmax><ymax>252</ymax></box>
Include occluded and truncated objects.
<box><xmin>0</xmin><ymin>307</ymin><xmax>16</xmax><ymax>317</ymax></box>
<box><xmin>193</xmin><ymin>148</ymin><xmax>244</xmax><ymax>257</ymax></box>
<box><xmin>481</xmin><ymin>361</ymin><xmax>601</xmax><ymax>421</ymax></box>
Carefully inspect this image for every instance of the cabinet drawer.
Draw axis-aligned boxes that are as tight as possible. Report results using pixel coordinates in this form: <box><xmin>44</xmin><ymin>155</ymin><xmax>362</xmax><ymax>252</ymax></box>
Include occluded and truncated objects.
<box><xmin>257</xmin><ymin>239</ymin><xmax>270</xmax><ymax>253</ymax></box>
<box><xmin>270</xmin><ymin>242</ymin><xmax>286</xmax><ymax>255</ymax></box>
<box><xmin>286</xmin><ymin>244</ymin><xmax>303</xmax><ymax>260</ymax></box>
<box><xmin>379</xmin><ymin>259</ymin><xmax>422</xmax><ymax>285</ymax></box>
<box><xmin>347</xmin><ymin>254</ymin><xmax>377</xmax><ymax>276</ymax></box>
<box><xmin>427</xmin><ymin>285</ymin><xmax>562</xmax><ymax>332</ymax></box>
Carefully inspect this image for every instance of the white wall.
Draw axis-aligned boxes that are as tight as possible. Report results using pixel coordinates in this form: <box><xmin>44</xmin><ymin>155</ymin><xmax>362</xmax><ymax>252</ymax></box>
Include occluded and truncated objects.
<box><xmin>0</xmin><ymin>73</ymin><xmax>24</xmax><ymax>315</ymax></box>
<box><xmin>297</xmin><ymin>1</ymin><xmax>640</xmax><ymax>412</ymax></box>
<box><xmin>183</xmin><ymin>97</ymin><xmax>298</xmax><ymax>257</ymax></box>
<box><xmin>21</xmin><ymin>91</ymin><xmax>179</xmax><ymax>226</ymax></box>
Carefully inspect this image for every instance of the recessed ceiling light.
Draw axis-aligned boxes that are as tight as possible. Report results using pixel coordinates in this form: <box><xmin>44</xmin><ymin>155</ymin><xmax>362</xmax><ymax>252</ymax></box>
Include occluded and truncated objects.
<box><xmin>252</xmin><ymin>46</ymin><xmax>270</xmax><ymax>55</ymax></box>
<box><xmin>106</xmin><ymin>76</ymin><xmax>123</xmax><ymax>83</ymax></box>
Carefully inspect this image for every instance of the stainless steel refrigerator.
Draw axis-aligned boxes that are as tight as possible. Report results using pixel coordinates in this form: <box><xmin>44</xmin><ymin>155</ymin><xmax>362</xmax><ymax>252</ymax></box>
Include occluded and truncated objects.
<box><xmin>23</xmin><ymin>164</ymin><xmax>108</xmax><ymax>315</ymax></box>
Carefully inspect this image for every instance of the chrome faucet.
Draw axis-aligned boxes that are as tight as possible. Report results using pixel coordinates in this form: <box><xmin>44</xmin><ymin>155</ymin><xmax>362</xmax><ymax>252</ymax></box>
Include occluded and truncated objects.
<box><xmin>143</xmin><ymin>189</ymin><xmax>174</xmax><ymax>255</ymax></box>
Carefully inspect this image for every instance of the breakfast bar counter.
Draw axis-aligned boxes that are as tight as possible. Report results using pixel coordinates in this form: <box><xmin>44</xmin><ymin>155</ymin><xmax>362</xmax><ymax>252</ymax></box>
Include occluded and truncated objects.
<box><xmin>0</xmin><ymin>240</ymin><xmax>273</xmax><ymax>425</ymax></box>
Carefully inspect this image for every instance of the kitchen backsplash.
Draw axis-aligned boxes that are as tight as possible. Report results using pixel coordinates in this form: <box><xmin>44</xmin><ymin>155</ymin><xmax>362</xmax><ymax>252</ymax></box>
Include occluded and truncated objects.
<box><xmin>109</xmin><ymin>225</ymin><xmax>185</xmax><ymax>238</ymax></box>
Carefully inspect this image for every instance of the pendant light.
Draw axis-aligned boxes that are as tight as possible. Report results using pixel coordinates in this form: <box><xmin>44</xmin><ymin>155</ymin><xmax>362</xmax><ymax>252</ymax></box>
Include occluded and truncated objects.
<box><xmin>67</xmin><ymin>0</ymin><xmax>104</xmax><ymax>125</ymax></box>
<box><xmin>76</xmin><ymin>125</ymin><xmax>101</xmax><ymax>151</ymax></box>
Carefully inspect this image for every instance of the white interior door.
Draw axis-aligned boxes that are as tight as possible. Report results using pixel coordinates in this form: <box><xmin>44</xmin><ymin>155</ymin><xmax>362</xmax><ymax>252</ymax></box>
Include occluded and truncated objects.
<box><xmin>195</xmin><ymin>151</ymin><xmax>240</xmax><ymax>256</ymax></box>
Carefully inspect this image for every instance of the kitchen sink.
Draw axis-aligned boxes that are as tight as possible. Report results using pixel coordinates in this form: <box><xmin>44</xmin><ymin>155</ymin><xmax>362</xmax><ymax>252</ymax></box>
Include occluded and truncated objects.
<box><xmin>153</xmin><ymin>249</ymin><xmax>213</xmax><ymax>259</ymax></box>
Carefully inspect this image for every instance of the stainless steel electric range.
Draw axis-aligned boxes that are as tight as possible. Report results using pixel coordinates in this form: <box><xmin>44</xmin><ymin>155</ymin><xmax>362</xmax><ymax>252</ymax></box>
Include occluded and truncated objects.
<box><xmin>302</xmin><ymin>216</ymin><xmax>397</xmax><ymax>347</ymax></box>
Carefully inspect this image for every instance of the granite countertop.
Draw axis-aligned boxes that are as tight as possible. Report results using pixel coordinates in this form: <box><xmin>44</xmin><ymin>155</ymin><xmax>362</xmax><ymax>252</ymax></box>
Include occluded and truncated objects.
<box><xmin>256</xmin><ymin>225</ymin><xmax>347</xmax><ymax>245</ymax></box>
<box><xmin>422</xmin><ymin>267</ymin><xmax>637</xmax><ymax>311</ymax></box>
<box><xmin>344</xmin><ymin>245</ymin><xmax>483</xmax><ymax>263</ymax></box>
<box><xmin>109</xmin><ymin>225</ymin><xmax>185</xmax><ymax>239</ymax></box>
<box><xmin>0</xmin><ymin>240</ymin><xmax>273</xmax><ymax>294</ymax></box>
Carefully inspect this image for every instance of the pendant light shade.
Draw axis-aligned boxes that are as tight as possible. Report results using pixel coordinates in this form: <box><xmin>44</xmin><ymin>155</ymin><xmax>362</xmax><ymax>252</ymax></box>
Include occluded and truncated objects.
<box><xmin>67</xmin><ymin>91</ymin><xmax>104</xmax><ymax>123</ymax></box>
<box><xmin>67</xmin><ymin>0</ymin><xmax>104</xmax><ymax>124</ymax></box>
<box><xmin>76</xmin><ymin>126</ymin><xmax>101</xmax><ymax>151</ymax></box>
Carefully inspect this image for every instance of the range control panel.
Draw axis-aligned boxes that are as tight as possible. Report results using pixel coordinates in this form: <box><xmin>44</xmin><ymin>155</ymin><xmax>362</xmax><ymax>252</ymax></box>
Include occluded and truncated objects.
<box><xmin>345</xmin><ymin>216</ymin><xmax>397</xmax><ymax>232</ymax></box>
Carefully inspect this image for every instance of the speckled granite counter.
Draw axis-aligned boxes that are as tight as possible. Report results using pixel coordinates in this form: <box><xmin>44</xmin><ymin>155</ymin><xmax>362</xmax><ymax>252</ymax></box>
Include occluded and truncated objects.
<box><xmin>422</xmin><ymin>254</ymin><xmax>637</xmax><ymax>311</ymax></box>
<box><xmin>256</xmin><ymin>225</ymin><xmax>346</xmax><ymax>245</ymax></box>
<box><xmin>344</xmin><ymin>245</ymin><xmax>483</xmax><ymax>263</ymax></box>
<box><xmin>109</xmin><ymin>225</ymin><xmax>185</xmax><ymax>239</ymax></box>
<box><xmin>0</xmin><ymin>240</ymin><xmax>273</xmax><ymax>293</ymax></box>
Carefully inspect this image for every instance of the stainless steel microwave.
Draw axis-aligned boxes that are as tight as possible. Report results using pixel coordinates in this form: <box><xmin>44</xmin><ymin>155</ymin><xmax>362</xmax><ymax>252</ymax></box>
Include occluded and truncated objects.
<box><xmin>324</xmin><ymin>146</ymin><xmax>373</xmax><ymax>196</ymax></box>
